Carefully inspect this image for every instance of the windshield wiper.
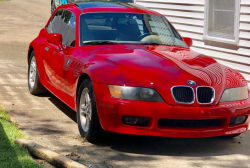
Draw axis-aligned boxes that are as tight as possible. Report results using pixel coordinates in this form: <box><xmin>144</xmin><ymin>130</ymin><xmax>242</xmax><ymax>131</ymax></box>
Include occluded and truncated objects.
<box><xmin>84</xmin><ymin>41</ymin><xmax>166</xmax><ymax>46</ymax></box>
<box><xmin>141</xmin><ymin>42</ymin><xmax>162</xmax><ymax>45</ymax></box>
<box><xmin>84</xmin><ymin>41</ymin><xmax>118</xmax><ymax>45</ymax></box>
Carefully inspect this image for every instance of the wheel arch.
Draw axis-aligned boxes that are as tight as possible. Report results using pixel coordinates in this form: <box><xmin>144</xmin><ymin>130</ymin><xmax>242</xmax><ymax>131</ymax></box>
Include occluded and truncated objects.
<box><xmin>28</xmin><ymin>45</ymin><xmax>34</xmax><ymax>64</ymax></box>
<box><xmin>76</xmin><ymin>73</ymin><xmax>91</xmax><ymax>102</ymax></box>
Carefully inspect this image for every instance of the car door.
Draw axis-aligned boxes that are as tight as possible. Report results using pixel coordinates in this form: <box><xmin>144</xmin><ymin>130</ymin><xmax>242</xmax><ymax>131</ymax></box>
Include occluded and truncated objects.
<box><xmin>44</xmin><ymin>9</ymin><xmax>76</xmax><ymax>92</ymax></box>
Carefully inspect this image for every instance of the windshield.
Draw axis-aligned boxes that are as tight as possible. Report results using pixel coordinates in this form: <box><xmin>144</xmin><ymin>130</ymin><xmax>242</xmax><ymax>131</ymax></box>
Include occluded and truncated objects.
<box><xmin>80</xmin><ymin>13</ymin><xmax>187</xmax><ymax>47</ymax></box>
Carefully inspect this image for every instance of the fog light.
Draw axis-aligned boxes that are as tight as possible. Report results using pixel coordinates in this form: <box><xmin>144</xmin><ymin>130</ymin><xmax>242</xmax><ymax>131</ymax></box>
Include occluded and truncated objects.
<box><xmin>122</xmin><ymin>116</ymin><xmax>150</xmax><ymax>127</ymax></box>
<box><xmin>230</xmin><ymin>116</ymin><xmax>247</xmax><ymax>126</ymax></box>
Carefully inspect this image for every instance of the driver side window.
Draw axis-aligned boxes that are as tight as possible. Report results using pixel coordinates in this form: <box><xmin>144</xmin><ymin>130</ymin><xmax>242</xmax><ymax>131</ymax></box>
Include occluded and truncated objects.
<box><xmin>46</xmin><ymin>9</ymin><xmax>63</xmax><ymax>34</ymax></box>
<box><xmin>46</xmin><ymin>9</ymin><xmax>76</xmax><ymax>47</ymax></box>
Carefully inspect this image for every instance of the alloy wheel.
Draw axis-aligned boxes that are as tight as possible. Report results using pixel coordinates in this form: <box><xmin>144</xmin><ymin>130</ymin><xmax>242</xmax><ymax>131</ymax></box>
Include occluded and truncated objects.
<box><xmin>79</xmin><ymin>88</ymin><xmax>92</xmax><ymax>132</ymax></box>
<box><xmin>29</xmin><ymin>56</ymin><xmax>37</xmax><ymax>90</ymax></box>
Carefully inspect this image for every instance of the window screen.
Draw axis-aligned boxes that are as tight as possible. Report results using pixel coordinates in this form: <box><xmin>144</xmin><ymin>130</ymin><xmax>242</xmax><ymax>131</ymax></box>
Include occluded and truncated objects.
<box><xmin>146</xmin><ymin>15</ymin><xmax>175</xmax><ymax>45</ymax></box>
<box><xmin>47</xmin><ymin>10</ymin><xmax>63</xmax><ymax>34</ymax></box>
<box><xmin>46</xmin><ymin>10</ymin><xmax>76</xmax><ymax>47</ymax></box>
<box><xmin>207</xmin><ymin>0</ymin><xmax>236</xmax><ymax>40</ymax></box>
<box><xmin>61</xmin><ymin>10</ymin><xmax>76</xmax><ymax>46</ymax></box>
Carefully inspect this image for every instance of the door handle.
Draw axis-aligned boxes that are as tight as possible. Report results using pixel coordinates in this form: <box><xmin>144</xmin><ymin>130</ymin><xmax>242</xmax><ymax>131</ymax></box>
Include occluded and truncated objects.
<box><xmin>45</xmin><ymin>47</ymin><xmax>49</xmax><ymax>52</ymax></box>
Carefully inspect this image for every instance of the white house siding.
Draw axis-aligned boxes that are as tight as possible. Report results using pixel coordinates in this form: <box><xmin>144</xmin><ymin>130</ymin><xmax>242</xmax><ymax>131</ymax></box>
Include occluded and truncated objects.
<box><xmin>136</xmin><ymin>0</ymin><xmax>250</xmax><ymax>86</ymax></box>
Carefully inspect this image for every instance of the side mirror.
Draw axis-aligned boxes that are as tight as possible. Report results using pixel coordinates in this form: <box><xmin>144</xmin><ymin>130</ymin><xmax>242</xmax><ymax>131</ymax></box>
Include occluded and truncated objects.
<box><xmin>47</xmin><ymin>33</ymin><xmax>63</xmax><ymax>49</ymax></box>
<box><xmin>183</xmin><ymin>37</ymin><xmax>193</xmax><ymax>48</ymax></box>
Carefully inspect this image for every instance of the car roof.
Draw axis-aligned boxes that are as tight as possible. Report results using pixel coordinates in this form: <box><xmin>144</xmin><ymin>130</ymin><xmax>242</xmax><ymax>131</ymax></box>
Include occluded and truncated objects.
<box><xmin>72</xmin><ymin>0</ymin><xmax>161</xmax><ymax>15</ymax></box>
<box><xmin>74</xmin><ymin>0</ymin><xmax>134</xmax><ymax>3</ymax></box>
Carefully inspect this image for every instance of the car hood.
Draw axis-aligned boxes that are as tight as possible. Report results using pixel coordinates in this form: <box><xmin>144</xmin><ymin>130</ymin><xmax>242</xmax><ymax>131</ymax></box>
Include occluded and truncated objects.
<box><xmin>78</xmin><ymin>44</ymin><xmax>247</xmax><ymax>105</ymax></box>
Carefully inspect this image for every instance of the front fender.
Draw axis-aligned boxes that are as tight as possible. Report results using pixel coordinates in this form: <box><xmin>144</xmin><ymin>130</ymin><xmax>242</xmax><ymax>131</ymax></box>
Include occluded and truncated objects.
<box><xmin>28</xmin><ymin>29</ymin><xmax>48</xmax><ymax>84</ymax></box>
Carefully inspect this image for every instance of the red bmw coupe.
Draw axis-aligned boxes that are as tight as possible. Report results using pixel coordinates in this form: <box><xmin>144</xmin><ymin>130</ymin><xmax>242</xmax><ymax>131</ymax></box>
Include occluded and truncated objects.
<box><xmin>28</xmin><ymin>1</ymin><xmax>250</xmax><ymax>141</ymax></box>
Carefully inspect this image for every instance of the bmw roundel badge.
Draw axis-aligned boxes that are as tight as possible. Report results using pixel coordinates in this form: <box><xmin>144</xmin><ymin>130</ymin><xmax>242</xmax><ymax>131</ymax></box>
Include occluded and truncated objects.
<box><xmin>187</xmin><ymin>80</ymin><xmax>196</xmax><ymax>86</ymax></box>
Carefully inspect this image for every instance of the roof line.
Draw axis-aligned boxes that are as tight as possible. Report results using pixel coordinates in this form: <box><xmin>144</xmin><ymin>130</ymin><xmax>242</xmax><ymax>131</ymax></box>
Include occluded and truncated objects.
<box><xmin>74</xmin><ymin>3</ymin><xmax>84</xmax><ymax>13</ymax></box>
<box><xmin>72</xmin><ymin>1</ymin><xmax>158</xmax><ymax>15</ymax></box>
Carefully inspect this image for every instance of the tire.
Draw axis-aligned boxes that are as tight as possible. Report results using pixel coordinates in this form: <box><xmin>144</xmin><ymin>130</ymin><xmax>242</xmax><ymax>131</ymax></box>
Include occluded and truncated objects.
<box><xmin>51</xmin><ymin>0</ymin><xmax>56</xmax><ymax>14</ymax></box>
<box><xmin>77</xmin><ymin>79</ymin><xmax>105</xmax><ymax>142</ymax></box>
<box><xmin>51</xmin><ymin>0</ymin><xmax>60</xmax><ymax>14</ymax></box>
<box><xmin>222</xmin><ymin>133</ymin><xmax>241</xmax><ymax>139</ymax></box>
<box><xmin>28</xmin><ymin>51</ymin><xmax>48</xmax><ymax>95</ymax></box>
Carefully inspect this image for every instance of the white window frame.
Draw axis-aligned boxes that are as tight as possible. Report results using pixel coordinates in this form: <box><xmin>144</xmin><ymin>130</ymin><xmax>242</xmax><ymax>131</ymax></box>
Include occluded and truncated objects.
<box><xmin>203</xmin><ymin>0</ymin><xmax>240</xmax><ymax>45</ymax></box>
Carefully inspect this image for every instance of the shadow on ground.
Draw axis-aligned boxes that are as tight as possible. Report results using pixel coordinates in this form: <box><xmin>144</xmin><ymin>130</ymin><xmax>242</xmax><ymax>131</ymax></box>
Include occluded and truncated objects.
<box><xmin>48</xmin><ymin>95</ymin><xmax>77</xmax><ymax>123</ymax></box>
<box><xmin>47</xmin><ymin>94</ymin><xmax>250</xmax><ymax>156</ymax></box>
<box><xmin>0</xmin><ymin>123</ymin><xmax>22</xmax><ymax>167</ymax></box>
<box><xmin>14</xmin><ymin>93</ymin><xmax>250</xmax><ymax>168</ymax></box>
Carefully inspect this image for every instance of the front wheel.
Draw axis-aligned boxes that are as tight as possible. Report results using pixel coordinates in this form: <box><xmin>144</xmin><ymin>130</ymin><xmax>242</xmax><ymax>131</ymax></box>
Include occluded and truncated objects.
<box><xmin>77</xmin><ymin>79</ymin><xmax>105</xmax><ymax>142</ymax></box>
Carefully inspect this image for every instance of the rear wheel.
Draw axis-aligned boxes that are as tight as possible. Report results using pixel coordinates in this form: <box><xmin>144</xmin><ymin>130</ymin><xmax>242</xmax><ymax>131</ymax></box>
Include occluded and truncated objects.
<box><xmin>28</xmin><ymin>51</ymin><xmax>48</xmax><ymax>95</ymax></box>
<box><xmin>77</xmin><ymin>79</ymin><xmax>105</xmax><ymax>142</ymax></box>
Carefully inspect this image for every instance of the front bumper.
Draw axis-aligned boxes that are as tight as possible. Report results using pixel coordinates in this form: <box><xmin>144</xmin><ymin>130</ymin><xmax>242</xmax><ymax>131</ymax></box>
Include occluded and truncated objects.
<box><xmin>93</xmin><ymin>82</ymin><xmax>250</xmax><ymax>138</ymax></box>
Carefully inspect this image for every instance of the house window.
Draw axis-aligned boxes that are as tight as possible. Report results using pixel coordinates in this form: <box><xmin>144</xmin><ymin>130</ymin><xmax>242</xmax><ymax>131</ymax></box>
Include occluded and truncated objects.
<box><xmin>203</xmin><ymin>0</ymin><xmax>240</xmax><ymax>45</ymax></box>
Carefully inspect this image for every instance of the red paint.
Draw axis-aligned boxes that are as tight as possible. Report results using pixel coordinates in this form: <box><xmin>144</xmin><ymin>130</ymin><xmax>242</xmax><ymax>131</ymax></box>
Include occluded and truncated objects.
<box><xmin>28</xmin><ymin>4</ymin><xmax>250</xmax><ymax>138</ymax></box>
<box><xmin>183</xmin><ymin>37</ymin><xmax>193</xmax><ymax>48</ymax></box>
<box><xmin>47</xmin><ymin>33</ymin><xmax>63</xmax><ymax>50</ymax></box>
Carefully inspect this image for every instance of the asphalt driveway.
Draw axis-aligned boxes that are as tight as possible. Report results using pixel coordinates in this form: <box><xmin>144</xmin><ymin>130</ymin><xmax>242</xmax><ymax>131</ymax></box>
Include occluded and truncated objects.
<box><xmin>0</xmin><ymin>0</ymin><xmax>250</xmax><ymax>167</ymax></box>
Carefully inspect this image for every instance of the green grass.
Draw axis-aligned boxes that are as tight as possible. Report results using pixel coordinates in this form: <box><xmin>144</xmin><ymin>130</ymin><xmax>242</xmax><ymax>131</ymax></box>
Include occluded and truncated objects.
<box><xmin>0</xmin><ymin>108</ymin><xmax>42</xmax><ymax>168</ymax></box>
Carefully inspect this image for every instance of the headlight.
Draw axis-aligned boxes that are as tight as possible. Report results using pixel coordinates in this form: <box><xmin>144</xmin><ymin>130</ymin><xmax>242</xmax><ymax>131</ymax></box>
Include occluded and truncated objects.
<box><xmin>108</xmin><ymin>85</ymin><xmax>164</xmax><ymax>102</ymax></box>
<box><xmin>220</xmin><ymin>86</ymin><xmax>249</xmax><ymax>102</ymax></box>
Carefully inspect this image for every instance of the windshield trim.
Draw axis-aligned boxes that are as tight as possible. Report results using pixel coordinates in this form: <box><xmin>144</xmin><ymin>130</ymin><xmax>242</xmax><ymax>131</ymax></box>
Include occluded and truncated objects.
<box><xmin>83</xmin><ymin>40</ymin><xmax>183</xmax><ymax>47</ymax></box>
<box><xmin>78</xmin><ymin>12</ymin><xmax>187</xmax><ymax>48</ymax></box>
